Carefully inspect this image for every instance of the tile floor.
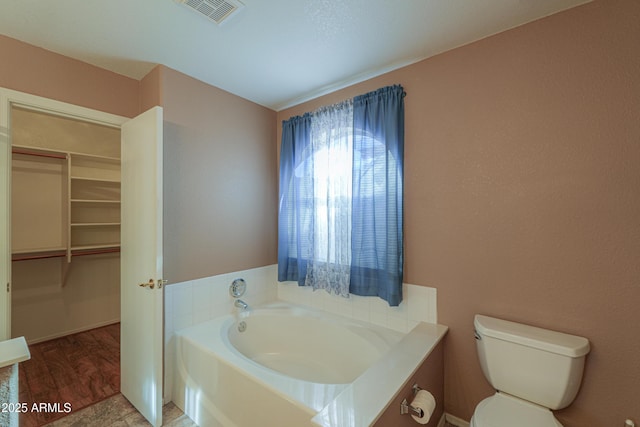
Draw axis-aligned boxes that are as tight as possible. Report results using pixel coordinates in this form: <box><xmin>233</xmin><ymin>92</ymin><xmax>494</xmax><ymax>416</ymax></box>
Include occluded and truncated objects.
<box><xmin>43</xmin><ymin>393</ymin><xmax>196</xmax><ymax>426</ymax></box>
<box><xmin>43</xmin><ymin>394</ymin><xmax>457</xmax><ymax>427</ymax></box>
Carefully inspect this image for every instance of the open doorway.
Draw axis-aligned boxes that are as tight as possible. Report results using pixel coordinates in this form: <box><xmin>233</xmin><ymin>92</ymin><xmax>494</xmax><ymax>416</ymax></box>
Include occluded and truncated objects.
<box><xmin>9</xmin><ymin>104</ymin><xmax>122</xmax><ymax>425</ymax></box>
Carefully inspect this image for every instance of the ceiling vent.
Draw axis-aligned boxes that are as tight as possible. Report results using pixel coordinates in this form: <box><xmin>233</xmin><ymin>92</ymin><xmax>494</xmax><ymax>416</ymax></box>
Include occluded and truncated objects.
<box><xmin>176</xmin><ymin>0</ymin><xmax>244</xmax><ymax>25</ymax></box>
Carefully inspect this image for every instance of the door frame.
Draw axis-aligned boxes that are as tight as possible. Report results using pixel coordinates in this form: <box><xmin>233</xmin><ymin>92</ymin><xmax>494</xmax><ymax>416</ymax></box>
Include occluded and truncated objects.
<box><xmin>0</xmin><ymin>89</ymin><xmax>127</xmax><ymax>329</ymax></box>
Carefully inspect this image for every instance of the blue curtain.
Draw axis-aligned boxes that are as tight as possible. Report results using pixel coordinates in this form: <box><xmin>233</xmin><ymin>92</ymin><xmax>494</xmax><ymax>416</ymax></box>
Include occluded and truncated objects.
<box><xmin>278</xmin><ymin>85</ymin><xmax>405</xmax><ymax>306</ymax></box>
<box><xmin>278</xmin><ymin>113</ymin><xmax>313</xmax><ymax>284</ymax></box>
<box><xmin>350</xmin><ymin>85</ymin><xmax>405</xmax><ymax>306</ymax></box>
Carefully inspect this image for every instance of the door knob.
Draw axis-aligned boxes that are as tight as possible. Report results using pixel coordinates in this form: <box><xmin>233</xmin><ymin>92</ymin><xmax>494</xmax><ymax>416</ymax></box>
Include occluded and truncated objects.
<box><xmin>139</xmin><ymin>279</ymin><xmax>155</xmax><ymax>289</ymax></box>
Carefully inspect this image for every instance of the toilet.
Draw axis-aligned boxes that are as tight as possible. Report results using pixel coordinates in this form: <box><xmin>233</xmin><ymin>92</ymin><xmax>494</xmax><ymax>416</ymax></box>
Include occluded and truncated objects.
<box><xmin>471</xmin><ymin>315</ymin><xmax>590</xmax><ymax>427</ymax></box>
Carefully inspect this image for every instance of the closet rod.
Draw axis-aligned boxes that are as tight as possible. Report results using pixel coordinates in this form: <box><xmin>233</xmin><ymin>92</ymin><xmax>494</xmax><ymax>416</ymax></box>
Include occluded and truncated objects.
<box><xmin>72</xmin><ymin>247</ymin><xmax>121</xmax><ymax>257</ymax></box>
<box><xmin>12</xmin><ymin>148</ymin><xmax>67</xmax><ymax>160</ymax></box>
<box><xmin>12</xmin><ymin>252</ymin><xmax>66</xmax><ymax>262</ymax></box>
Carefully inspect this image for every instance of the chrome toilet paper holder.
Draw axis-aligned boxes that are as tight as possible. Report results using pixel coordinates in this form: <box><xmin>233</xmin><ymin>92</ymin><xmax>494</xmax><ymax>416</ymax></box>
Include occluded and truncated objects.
<box><xmin>400</xmin><ymin>383</ymin><xmax>424</xmax><ymax>418</ymax></box>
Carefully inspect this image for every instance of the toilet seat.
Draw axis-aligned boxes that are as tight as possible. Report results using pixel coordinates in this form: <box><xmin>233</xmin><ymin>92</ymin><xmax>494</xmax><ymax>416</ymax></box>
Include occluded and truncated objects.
<box><xmin>470</xmin><ymin>392</ymin><xmax>563</xmax><ymax>427</ymax></box>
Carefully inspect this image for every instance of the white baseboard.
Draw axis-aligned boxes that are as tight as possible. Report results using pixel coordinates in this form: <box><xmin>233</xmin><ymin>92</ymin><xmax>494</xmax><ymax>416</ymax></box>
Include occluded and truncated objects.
<box><xmin>25</xmin><ymin>318</ymin><xmax>120</xmax><ymax>344</ymax></box>
<box><xmin>437</xmin><ymin>413</ymin><xmax>447</xmax><ymax>427</ymax></box>
<box><xmin>444</xmin><ymin>413</ymin><xmax>470</xmax><ymax>427</ymax></box>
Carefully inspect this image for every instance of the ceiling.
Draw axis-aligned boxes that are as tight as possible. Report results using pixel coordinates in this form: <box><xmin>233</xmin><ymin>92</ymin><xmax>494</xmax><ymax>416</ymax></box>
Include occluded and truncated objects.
<box><xmin>0</xmin><ymin>0</ymin><xmax>591</xmax><ymax>111</ymax></box>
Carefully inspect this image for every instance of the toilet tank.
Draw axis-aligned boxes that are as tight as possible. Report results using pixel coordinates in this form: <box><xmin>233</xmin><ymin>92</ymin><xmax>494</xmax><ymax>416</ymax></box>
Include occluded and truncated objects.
<box><xmin>474</xmin><ymin>315</ymin><xmax>590</xmax><ymax>410</ymax></box>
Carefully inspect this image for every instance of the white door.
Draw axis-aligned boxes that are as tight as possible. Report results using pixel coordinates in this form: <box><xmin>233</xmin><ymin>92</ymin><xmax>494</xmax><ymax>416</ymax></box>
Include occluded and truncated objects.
<box><xmin>120</xmin><ymin>106</ymin><xmax>164</xmax><ymax>427</ymax></box>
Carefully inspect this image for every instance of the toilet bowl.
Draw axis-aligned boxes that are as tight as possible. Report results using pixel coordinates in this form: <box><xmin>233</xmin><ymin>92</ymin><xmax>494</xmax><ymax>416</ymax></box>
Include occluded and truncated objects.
<box><xmin>471</xmin><ymin>315</ymin><xmax>589</xmax><ymax>427</ymax></box>
<box><xmin>470</xmin><ymin>392</ymin><xmax>562</xmax><ymax>427</ymax></box>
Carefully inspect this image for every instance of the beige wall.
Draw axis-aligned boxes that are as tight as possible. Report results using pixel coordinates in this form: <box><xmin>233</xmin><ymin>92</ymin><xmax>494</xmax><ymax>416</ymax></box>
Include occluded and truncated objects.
<box><xmin>159</xmin><ymin>66</ymin><xmax>278</xmax><ymax>283</ymax></box>
<box><xmin>1</xmin><ymin>34</ymin><xmax>278</xmax><ymax>301</ymax></box>
<box><xmin>140</xmin><ymin>65</ymin><xmax>163</xmax><ymax>113</ymax></box>
<box><xmin>0</xmin><ymin>35</ymin><xmax>139</xmax><ymax>118</ymax></box>
<box><xmin>1</xmin><ymin>40</ymin><xmax>133</xmax><ymax>343</ymax></box>
<box><xmin>278</xmin><ymin>1</ymin><xmax>640</xmax><ymax>425</ymax></box>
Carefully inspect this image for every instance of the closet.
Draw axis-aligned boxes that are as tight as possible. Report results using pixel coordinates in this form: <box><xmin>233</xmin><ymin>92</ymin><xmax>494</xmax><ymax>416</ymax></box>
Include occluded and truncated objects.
<box><xmin>11</xmin><ymin>105</ymin><xmax>121</xmax><ymax>343</ymax></box>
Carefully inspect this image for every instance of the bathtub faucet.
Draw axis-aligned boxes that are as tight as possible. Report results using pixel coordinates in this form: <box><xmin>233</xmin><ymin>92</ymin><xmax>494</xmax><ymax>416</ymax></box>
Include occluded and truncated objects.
<box><xmin>234</xmin><ymin>299</ymin><xmax>249</xmax><ymax>310</ymax></box>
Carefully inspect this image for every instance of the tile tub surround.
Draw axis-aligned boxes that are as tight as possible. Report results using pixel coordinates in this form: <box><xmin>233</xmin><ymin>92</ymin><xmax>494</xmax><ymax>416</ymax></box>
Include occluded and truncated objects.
<box><xmin>165</xmin><ymin>265</ymin><xmax>279</xmax><ymax>335</ymax></box>
<box><xmin>278</xmin><ymin>280</ymin><xmax>438</xmax><ymax>333</ymax></box>
<box><xmin>164</xmin><ymin>264</ymin><xmax>278</xmax><ymax>403</ymax></box>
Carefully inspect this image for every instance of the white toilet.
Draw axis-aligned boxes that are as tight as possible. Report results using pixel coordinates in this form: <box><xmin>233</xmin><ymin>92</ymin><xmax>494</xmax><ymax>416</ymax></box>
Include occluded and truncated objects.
<box><xmin>471</xmin><ymin>314</ymin><xmax>590</xmax><ymax>427</ymax></box>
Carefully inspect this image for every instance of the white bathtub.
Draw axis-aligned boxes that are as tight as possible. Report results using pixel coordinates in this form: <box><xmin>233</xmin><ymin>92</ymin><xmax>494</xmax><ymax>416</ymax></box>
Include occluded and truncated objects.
<box><xmin>173</xmin><ymin>302</ymin><xmax>447</xmax><ymax>427</ymax></box>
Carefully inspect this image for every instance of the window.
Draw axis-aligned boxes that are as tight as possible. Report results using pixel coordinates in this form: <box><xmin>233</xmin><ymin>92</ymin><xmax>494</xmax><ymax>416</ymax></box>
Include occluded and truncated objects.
<box><xmin>278</xmin><ymin>85</ymin><xmax>405</xmax><ymax>306</ymax></box>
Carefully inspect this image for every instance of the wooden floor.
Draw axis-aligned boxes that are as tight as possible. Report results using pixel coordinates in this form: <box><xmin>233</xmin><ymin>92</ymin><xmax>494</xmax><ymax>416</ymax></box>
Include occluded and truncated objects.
<box><xmin>18</xmin><ymin>323</ymin><xmax>121</xmax><ymax>427</ymax></box>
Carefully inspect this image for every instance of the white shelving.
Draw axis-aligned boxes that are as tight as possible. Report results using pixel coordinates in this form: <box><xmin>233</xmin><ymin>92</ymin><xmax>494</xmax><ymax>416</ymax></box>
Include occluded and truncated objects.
<box><xmin>11</xmin><ymin>145</ymin><xmax>121</xmax><ymax>262</ymax></box>
<box><xmin>68</xmin><ymin>152</ymin><xmax>121</xmax><ymax>261</ymax></box>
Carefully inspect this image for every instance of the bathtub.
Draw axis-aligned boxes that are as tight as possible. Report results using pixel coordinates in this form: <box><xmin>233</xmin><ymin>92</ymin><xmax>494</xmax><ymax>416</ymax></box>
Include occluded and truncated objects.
<box><xmin>173</xmin><ymin>302</ymin><xmax>447</xmax><ymax>427</ymax></box>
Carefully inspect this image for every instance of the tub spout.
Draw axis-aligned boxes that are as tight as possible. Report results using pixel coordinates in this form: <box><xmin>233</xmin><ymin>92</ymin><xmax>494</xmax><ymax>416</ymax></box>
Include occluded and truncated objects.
<box><xmin>234</xmin><ymin>299</ymin><xmax>249</xmax><ymax>310</ymax></box>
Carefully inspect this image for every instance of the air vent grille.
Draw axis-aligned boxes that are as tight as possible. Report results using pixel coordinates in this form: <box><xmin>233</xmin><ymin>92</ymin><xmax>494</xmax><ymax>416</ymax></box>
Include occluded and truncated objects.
<box><xmin>177</xmin><ymin>0</ymin><xmax>244</xmax><ymax>25</ymax></box>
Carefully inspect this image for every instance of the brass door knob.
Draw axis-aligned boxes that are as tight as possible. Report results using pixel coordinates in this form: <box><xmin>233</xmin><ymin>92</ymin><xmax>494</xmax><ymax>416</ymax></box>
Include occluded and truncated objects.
<box><xmin>139</xmin><ymin>279</ymin><xmax>155</xmax><ymax>289</ymax></box>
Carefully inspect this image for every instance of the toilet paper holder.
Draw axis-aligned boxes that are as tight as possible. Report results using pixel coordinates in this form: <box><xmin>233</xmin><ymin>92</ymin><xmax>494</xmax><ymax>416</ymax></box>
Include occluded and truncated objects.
<box><xmin>400</xmin><ymin>383</ymin><xmax>424</xmax><ymax>418</ymax></box>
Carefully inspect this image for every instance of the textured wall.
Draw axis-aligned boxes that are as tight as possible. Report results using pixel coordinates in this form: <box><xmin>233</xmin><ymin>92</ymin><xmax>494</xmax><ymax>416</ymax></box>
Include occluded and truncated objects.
<box><xmin>160</xmin><ymin>66</ymin><xmax>278</xmax><ymax>283</ymax></box>
<box><xmin>0</xmin><ymin>35</ymin><xmax>139</xmax><ymax>118</ymax></box>
<box><xmin>278</xmin><ymin>1</ymin><xmax>640</xmax><ymax>425</ymax></box>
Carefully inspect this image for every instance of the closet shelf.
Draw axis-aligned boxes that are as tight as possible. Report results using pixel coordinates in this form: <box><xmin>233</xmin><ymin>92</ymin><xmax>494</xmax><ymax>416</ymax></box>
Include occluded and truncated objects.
<box><xmin>12</xmin><ymin>247</ymin><xmax>67</xmax><ymax>255</ymax></box>
<box><xmin>71</xmin><ymin>176</ymin><xmax>120</xmax><ymax>184</ymax></box>
<box><xmin>12</xmin><ymin>147</ymin><xmax>67</xmax><ymax>160</ymax></box>
<box><xmin>13</xmin><ymin>144</ymin><xmax>120</xmax><ymax>162</ymax></box>
<box><xmin>71</xmin><ymin>244</ymin><xmax>120</xmax><ymax>252</ymax></box>
<box><xmin>14</xmin><ymin>140</ymin><xmax>121</xmax><ymax>263</ymax></box>
<box><xmin>13</xmin><ymin>246</ymin><xmax>68</xmax><ymax>254</ymax></box>
<box><xmin>71</xmin><ymin>199</ymin><xmax>120</xmax><ymax>204</ymax></box>
<box><xmin>71</xmin><ymin>222</ymin><xmax>120</xmax><ymax>227</ymax></box>
<box><xmin>70</xmin><ymin>152</ymin><xmax>120</xmax><ymax>162</ymax></box>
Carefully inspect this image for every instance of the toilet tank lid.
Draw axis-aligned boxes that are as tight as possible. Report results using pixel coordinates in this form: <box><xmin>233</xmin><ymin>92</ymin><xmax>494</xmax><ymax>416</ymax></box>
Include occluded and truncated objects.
<box><xmin>474</xmin><ymin>315</ymin><xmax>590</xmax><ymax>357</ymax></box>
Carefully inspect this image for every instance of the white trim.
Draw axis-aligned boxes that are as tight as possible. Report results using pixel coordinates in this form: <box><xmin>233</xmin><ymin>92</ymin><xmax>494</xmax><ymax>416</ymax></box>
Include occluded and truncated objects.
<box><xmin>24</xmin><ymin>319</ymin><xmax>120</xmax><ymax>345</ymax></box>
<box><xmin>0</xmin><ymin>90</ymin><xmax>10</xmax><ymax>340</ymax></box>
<box><xmin>0</xmin><ymin>86</ymin><xmax>128</xmax><ymax>340</ymax></box>
<box><xmin>1</xmin><ymin>88</ymin><xmax>127</xmax><ymax>127</ymax></box>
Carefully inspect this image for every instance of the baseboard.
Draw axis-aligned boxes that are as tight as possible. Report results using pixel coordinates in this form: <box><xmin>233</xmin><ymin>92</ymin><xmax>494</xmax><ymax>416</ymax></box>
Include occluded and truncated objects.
<box><xmin>437</xmin><ymin>413</ymin><xmax>447</xmax><ymax>427</ymax></box>
<box><xmin>444</xmin><ymin>413</ymin><xmax>470</xmax><ymax>427</ymax></box>
<box><xmin>25</xmin><ymin>319</ymin><xmax>120</xmax><ymax>344</ymax></box>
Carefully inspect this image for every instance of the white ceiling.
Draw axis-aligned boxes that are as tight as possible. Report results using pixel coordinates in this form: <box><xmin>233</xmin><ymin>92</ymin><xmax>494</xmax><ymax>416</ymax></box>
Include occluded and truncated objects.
<box><xmin>0</xmin><ymin>0</ymin><xmax>591</xmax><ymax>111</ymax></box>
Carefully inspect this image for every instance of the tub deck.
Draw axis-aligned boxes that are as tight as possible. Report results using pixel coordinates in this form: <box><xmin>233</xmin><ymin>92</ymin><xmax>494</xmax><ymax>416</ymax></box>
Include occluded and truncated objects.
<box><xmin>312</xmin><ymin>321</ymin><xmax>448</xmax><ymax>426</ymax></box>
<box><xmin>173</xmin><ymin>303</ymin><xmax>447</xmax><ymax>427</ymax></box>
